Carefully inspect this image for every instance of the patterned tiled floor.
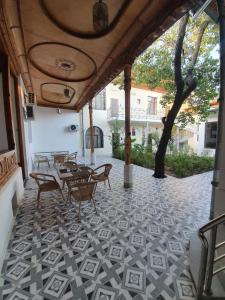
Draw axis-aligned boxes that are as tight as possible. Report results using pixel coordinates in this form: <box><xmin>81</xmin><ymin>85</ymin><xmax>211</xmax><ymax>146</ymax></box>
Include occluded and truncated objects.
<box><xmin>0</xmin><ymin>157</ymin><xmax>212</xmax><ymax>300</ymax></box>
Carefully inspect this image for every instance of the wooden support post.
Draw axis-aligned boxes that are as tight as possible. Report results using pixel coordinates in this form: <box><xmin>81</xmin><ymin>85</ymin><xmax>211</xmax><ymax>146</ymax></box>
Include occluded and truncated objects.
<box><xmin>124</xmin><ymin>64</ymin><xmax>133</xmax><ymax>188</ymax></box>
<box><xmin>89</xmin><ymin>101</ymin><xmax>95</xmax><ymax>165</ymax></box>
<box><xmin>14</xmin><ymin>76</ymin><xmax>26</xmax><ymax>179</ymax></box>
<box><xmin>0</xmin><ymin>53</ymin><xmax>15</xmax><ymax>150</ymax></box>
<box><xmin>210</xmin><ymin>0</ymin><xmax>225</xmax><ymax>220</ymax></box>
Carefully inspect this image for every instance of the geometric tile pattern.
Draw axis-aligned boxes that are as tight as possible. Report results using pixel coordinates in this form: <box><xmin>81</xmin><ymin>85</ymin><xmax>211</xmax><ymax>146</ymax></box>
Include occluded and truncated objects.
<box><xmin>0</xmin><ymin>157</ymin><xmax>212</xmax><ymax>299</ymax></box>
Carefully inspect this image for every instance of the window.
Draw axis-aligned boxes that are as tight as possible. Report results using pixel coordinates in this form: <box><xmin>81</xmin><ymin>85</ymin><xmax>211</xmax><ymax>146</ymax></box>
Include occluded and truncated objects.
<box><xmin>147</xmin><ymin>96</ymin><xmax>157</xmax><ymax>115</ymax></box>
<box><xmin>132</xmin><ymin>127</ymin><xmax>136</xmax><ymax>136</ymax></box>
<box><xmin>85</xmin><ymin>126</ymin><xmax>104</xmax><ymax>148</ymax></box>
<box><xmin>205</xmin><ymin>122</ymin><xmax>217</xmax><ymax>149</ymax></box>
<box><xmin>93</xmin><ymin>89</ymin><xmax>106</xmax><ymax>110</ymax></box>
<box><xmin>110</xmin><ymin>98</ymin><xmax>119</xmax><ymax>117</ymax></box>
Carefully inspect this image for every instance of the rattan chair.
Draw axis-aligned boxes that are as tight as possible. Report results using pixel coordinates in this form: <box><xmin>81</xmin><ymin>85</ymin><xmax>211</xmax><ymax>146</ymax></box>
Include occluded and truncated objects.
<box><xmin>68</xmin><ymin>180</ymin><xmax>98</xmax><ymax>221</ymax></box>
<box><xmin>35</xmin><ymin>155</ymin><xmax>50</xmax><ymax>168</ymax></box>
<box><xmin>66</xmin><ymin>152</ymin><xmax>77</xmax><ymax>162</ymax></box>
<box><xmin>91</xmin><ymin>164</ymin><xmax>112</xmax><ymax>191</ymax></box>
<box><xmin>64</xmin><ymin>161</ymin><xmax>79</xmax><ymax>172</ymax></box>
<box><xmin>30</xmin><ymin>172</ymin><xmax>64</xmax><ymax>208</ymax></box>
<box><xmin>53</xmin><ymin>154</ymin><xmax>66</xmax><ymax>167</ymax></box>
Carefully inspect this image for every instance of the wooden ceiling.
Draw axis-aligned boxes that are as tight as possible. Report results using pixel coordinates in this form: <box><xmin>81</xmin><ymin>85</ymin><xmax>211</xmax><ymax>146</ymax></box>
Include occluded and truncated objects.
<box><xmin>0</xmin><ymin>0</ymin><xmax>197</xmax><ymax>111</ymax></box>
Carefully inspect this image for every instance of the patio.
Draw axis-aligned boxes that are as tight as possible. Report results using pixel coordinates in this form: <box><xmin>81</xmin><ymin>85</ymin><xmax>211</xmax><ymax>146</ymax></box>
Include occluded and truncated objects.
<box><xmin>0</xmin><ymin>158</ymin><xmax>212</xmax><ymax>300</ymax></box>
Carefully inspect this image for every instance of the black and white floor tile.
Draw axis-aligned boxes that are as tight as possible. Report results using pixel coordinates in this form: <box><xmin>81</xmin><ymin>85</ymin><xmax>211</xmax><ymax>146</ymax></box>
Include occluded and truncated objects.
<box><xmin>0</xmin><ymin>157</ymin><xmax>212</xmax><ymax>299</ymax></box>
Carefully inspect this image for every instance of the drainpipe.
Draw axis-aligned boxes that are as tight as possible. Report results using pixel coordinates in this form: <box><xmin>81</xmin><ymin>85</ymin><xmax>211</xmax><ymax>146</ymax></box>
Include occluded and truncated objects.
<box><xmin>210</xmin><ymin>0</ymin><xmax>225</xmax><ymax>220</ymax></box>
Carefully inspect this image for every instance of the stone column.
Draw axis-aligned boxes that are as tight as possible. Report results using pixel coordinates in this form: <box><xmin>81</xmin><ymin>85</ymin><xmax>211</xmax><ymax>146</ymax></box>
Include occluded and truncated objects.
<box><xmin>124</xmin><ymin>64</ymin><xmax>133</xmax><ymax>188</ymax></box>
<box><xmin>89</xmin><ymin>101</ymin><xmax>95</xmax><ymax>165</ymax></box>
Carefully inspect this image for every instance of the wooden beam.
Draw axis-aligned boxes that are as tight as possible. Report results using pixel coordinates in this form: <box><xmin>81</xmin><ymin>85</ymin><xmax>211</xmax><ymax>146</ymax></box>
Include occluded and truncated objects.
<box><xmin>14</xmin><ymin>76</ymin><xmax>25</xmax><ymax>179</ymax></box>
<box><xmin>124</xmin><ymin>64</ymin><xmax>132</xmax><ymax>165</ymax></box>
<box><xmin>0</xmin><ymin>53</ymin><xmax>15</xmax><ymax>150</ymax></box>
<box><xmin>89</xmin><ymin>101</ymin><xmax>95</xmax><ymax>165</ymax></box>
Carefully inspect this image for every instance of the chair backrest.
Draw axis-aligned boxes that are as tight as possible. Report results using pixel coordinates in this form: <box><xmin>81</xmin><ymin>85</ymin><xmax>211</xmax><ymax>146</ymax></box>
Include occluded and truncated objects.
<box><xmin>74</xmin><ymin>181</ymin><xmax>97</xmax><ymax>201</ymax></box>
<box><xmin>54</xmin><ymin>155</ymin><xmax>66</xmax><ymax>164</ymax></box>
<box><xmin>29</xmin><ymin>172</ymin><xmax>51</xmax><ymax>187</ymax></box>
<box><xmin>64</xmin><ymin>161</ymin><xmax>78</xmax><ymax>171</ymax></box>
<box><xmin>67</xmin><ymin>152</ymin><xmax>77</xmax><ymax>161</ymax></box>
<box><xmin>35</xmin><ymin>155</ymin><xmax>48</xmax><ymax>162</ymax></box>
<box><xmin>67</xmin><ymin>170</ymin><xmax>90</xmax><ymax>190</ymax></box>
<box><xmin>104</xmin><ymin>164</ymin><xmax>112</xmax><ymax>176</ymax></box>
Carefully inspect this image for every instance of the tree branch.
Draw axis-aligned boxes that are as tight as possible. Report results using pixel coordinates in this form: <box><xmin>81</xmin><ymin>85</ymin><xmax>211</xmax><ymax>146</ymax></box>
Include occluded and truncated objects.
<box><xmin>191</xmin><ymin>20</ymin><xmax>210</xmax><ymax>68</ymax></box>
<box><xmin>181</xmin><ymin>79</ymin><xmax>197</xmax><ymax>101</ymax></box>
<box><xmin>174</xmin><ymin>13</ymin><xmax>189</xmax><ymax>91</ymax></box>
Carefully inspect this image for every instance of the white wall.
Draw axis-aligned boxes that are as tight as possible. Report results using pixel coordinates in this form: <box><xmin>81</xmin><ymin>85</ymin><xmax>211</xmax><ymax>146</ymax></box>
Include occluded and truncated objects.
<box><xmin>83</xmin><ymin>105</ymin><xmax>112</xmax><ymax>157</ymax></box>
<box><xmin>0</xmin><ymin>73</ymin><xmax>9</xmax><ymax>152</ymax></box>
<box><xmin>31</xmin><ymin>106</ymin><xmax>81</xmax><ymax>154</ymax></box>
<box><xmin>0</xmin><ymin>167</ymin><xmax>24</xmax><ymax>272</ymax></box>
<box><xmin>197</xmin><ymin>113</ymin><xmax>217</xmax><ymax>156</ymax></box>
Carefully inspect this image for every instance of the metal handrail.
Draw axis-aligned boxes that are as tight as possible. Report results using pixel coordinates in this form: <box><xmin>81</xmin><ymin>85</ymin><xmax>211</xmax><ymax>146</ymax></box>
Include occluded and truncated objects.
<box><xmin>199</xmin><ymin>213</ymin><xmax>225</xmax><ymax>233</ymax></box>
<box><xmin>197</xmin><ymin>213</ymin><xmax>225</xmax><ymax>298</ymax></box>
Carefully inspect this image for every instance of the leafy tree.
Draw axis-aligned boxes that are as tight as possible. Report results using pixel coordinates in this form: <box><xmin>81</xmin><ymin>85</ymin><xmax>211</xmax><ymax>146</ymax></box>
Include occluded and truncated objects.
<box><xmin>113</xmin><ymin>12</ymin><xmax>219</xmax><ymax>178</ymax></box>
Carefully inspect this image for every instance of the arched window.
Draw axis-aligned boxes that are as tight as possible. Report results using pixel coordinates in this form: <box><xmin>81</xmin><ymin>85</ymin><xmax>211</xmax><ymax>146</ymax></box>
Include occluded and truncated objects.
<box><xmin>86</xmin><ymin>126</ymin><xmax>104</xmax><ymax>148</ymax></box>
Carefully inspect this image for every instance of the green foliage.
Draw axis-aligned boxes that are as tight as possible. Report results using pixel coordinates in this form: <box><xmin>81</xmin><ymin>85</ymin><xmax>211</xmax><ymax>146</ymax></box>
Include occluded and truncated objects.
<box><xmin>113</xmin><ymin>143</ymin><xmax>214</xmax><ymax>178</ymax></box>
<box><xmin>146</xmin><ymin>133</ymin><xmax>153</xmax><ymax>153</ymax></box>
<box><xmin>113</xmin><ymin>13</ymin><xmax>219</xmax><ymax>126</ymax></box>
<box><xmin>151</xmin><ymin>131</ymin><xmax>160</xmax><ymax>148</ymax></box>
<box><xmin>166</xmin><ymin>153</ymin><xmax>214</xmax><ymax>177</ymax></box>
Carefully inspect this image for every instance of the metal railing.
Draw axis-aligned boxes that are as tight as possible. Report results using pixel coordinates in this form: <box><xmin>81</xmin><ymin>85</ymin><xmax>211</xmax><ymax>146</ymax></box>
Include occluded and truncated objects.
<box><xmin>107</xmin><ymin>107</ymin><xmax>164</xmax><ymax>122</ymax></box>
<box><xmin>197</xmin><ymin>213</ymin><xmax>225</xmax><ymax>299</ymax></box>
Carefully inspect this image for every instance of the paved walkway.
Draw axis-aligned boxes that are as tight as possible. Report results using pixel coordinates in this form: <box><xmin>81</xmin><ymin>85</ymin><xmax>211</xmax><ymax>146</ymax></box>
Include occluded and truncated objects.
<box><xmin>0</xmin><ymin>157</ymin><xmax>212</xmax><ymax>300</ymax></box>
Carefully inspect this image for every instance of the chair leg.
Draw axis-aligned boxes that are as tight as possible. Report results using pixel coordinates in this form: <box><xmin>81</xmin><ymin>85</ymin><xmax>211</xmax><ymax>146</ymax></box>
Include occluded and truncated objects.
<box><xmin>107</xmin><ymin>178</ymin><xmax>111</xmax><ymax>190</ymax></box>
<box><xmin>37</xmin><ymin>190</ymin><xmax>41</xmax><ymax>208</ymax></box>
<box><xmin>91</xmin><ymin>197</ymin><xmax>97</xmax><ymax>214</ymax></box>
<box><xmin>94</xmin><ymin>183</ymin><xmax>97</xmax><ymax>194</ymax></box>
<box><xmin>78</xmin><ymin>201</ymin><xmax>81</xmax><ymax>221</ymax></box>
<box><xmin>58</xmin><ymin>187</ymin><xmax>65</xmax><ymax>202</ymax></box>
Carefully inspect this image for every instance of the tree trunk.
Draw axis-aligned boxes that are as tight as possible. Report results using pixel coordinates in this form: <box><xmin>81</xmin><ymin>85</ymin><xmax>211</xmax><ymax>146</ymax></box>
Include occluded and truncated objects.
<box><xmin>153</xmin><ymin>12</ymin><xmax>207</xmax><ymax>178</ymax></box>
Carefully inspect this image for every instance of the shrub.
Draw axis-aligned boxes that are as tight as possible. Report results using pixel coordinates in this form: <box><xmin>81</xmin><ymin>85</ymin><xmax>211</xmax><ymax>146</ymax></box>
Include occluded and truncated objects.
<box><xmin>113</xmin><ymin>143</ymin><xmax>214</xmax><ymax>178</ymax></box>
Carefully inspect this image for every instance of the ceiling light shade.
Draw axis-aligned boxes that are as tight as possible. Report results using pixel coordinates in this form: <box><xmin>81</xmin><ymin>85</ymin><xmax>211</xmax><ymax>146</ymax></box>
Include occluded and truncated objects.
<box><xmin>64</xmin><ymin>88</ymin><xmax>70</xmax><ymax>98</ymax></box>
<box><xmin>93</xmin><ymin>0</ymin><xmax>108</xmax><ymax>32</ymax></box>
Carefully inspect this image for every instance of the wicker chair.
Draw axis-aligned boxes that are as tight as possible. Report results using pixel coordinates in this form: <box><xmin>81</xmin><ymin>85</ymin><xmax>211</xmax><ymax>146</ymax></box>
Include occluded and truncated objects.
<box><xmin>64</xmin><ymin>161</ymin><xmax>79</xmax><ymax>172</ymax></box>
<box><xmin>30</xmin><ymin>172</ymin><xmax>64</xmax><ymax>208</ymax></box>
<box><xmin>91</xmin><ymin>164</ymin><xmax>112</xmax><ymax>191</ymax></box>
<box><xmin>53</xmin><ymin>154</ymin><xmax>66</xmax><ymax>167</ymax></box>
<box><xmin>35</xmin><ymin>155</ymin><xmax>50</xmax><ymax>168</ymax></box>
<box><xmin>66</xmin><ymin>152</ymin><xmax>77</xmax><ymax>162</ymax></box>
<box><xmin>68</xmin><ymin>180</ymin><xmax>98</xmax><ymax>221</ymax></box>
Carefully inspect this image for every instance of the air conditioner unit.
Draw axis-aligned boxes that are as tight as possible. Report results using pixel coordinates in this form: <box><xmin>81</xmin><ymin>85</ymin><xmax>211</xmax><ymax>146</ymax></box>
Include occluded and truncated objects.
<box><xmin>25</xmin><ymin>92</ymin><xmax>36</xmax><ymax>106</ymax></box>
<box><xmin>26</xmin><ymin>105</ymin><xmax>35</xmax><ymax>120</ymax></box>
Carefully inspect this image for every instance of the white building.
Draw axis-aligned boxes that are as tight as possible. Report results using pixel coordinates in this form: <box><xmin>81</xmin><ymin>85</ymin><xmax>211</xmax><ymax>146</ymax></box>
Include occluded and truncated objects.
<box><xmin>25</xmin><ymin>83</ymin><xmax>167</xmax><ymax>167</ymax></box>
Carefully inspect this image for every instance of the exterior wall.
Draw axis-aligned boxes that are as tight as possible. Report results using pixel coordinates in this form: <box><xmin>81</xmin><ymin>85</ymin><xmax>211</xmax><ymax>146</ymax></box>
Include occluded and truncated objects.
<box><xmin>31</xmin><ymin>106</ymin><xmax>81</xmax><ymax>155</ymax></box>
<box><xmin>197</xmin><ymin>111</ymin><xmax>217</xmax><ymax>156</ymax></box>
<box><xmin>106</xmin><ymin>83</ymin><xmax>165</xmax><ymax>149</ymax></box>
<box><xmin>0</xmin><ymin>73</ymin><xmax>9</xmax><ymax>152</ymax></box>
<box><xmin>82</xmin><ymin>105</ymin><xmax>112</xmax><ymax>159</ymax></box>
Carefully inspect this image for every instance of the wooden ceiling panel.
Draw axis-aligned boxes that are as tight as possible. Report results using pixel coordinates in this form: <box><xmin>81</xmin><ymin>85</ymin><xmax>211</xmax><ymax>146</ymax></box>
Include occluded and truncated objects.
<box><xmin>1</xmin><ymin>0</ymin><xmax>197</xmax><ymax>110</ymax></box>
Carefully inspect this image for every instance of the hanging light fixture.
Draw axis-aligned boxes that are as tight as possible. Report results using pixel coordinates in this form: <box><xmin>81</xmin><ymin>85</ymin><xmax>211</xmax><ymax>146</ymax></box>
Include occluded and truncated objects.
<box><xmin>64</xmin><ymin>86</ymin><xmax>70</xmax><ymax>98</ymax></box>
<box><xmin>93</xmin><ymin>0</ymin><xmax>109</xmax><ymax>33</ymax></box>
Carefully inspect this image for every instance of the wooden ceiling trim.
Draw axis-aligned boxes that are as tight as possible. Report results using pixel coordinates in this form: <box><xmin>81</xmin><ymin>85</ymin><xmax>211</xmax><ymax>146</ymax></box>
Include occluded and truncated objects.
<box><xmin>38</xmin><ymin>103</ymin><xmax>77</xmax><ymax>111</ymax></box>
<box><xmin>40</xmin><ymin>82</ymin><xmax>75</xmax><ymax>105</ymax></box>
<box><xmin>39</xmin><ymin>0</ymin><xmax>131</xmax><ymax>40</ymax></box>
<box><xmin>76</xmin><ymin>0</ymin><xmax>197</xmax><ymax>111</ymax></box>
<box><xmin>0</xmin><ymin>2</ymin><xmax>20</xmax><ymax>75</ymax></box>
